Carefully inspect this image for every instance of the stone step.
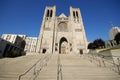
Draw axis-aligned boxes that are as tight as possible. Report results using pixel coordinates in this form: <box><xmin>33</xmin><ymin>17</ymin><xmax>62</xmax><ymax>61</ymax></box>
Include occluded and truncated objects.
<box><xmin>35</xmin><ymin>54</ymin><xmax>58</xmax><ymax>80</ymax></box>
<box><xmin>59</xmin><ymin>54</ymin><xmax>120</xmax><ymax>80</ymax></box>
<box><xmin>0</xmin><ymin>54</ymin><xmax>119</xmax><ymax>80</ymax></box>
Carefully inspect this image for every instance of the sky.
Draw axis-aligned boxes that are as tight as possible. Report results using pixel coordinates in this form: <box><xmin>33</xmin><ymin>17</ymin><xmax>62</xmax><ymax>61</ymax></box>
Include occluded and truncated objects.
<box><xmin>0</xmin><ymin>0</ymin><xmax>120</xmax><ymax>42</ymax></box>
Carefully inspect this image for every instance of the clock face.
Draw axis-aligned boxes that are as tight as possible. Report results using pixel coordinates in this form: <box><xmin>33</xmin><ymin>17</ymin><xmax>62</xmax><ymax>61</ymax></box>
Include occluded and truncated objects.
<box><xmin>58</xmin><ymin>22</ymin><xmax>68</xmax><ymax>32</ymax></box>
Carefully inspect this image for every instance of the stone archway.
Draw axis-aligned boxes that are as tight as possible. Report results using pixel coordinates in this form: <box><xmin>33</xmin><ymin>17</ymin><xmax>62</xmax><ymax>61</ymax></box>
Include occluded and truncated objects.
<box><xmin>59</xmin><ymin>37</ymin><xmax>68</xmax><ymax>54</ymax></box>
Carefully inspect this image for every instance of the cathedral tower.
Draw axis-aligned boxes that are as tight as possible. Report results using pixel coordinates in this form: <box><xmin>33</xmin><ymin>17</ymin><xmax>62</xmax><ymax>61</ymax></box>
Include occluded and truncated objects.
<box><xmin>36</xmin><ymin>6</ymin><xmax>87</xmax><ymax>54</ymax></box>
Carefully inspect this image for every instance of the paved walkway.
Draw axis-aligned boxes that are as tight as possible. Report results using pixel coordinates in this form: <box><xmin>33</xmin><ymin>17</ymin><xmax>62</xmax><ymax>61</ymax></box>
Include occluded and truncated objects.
<box><xmin>0</xmin><ymin>54</ymin><xmax>119</xmax><ymax>80</ymax></box>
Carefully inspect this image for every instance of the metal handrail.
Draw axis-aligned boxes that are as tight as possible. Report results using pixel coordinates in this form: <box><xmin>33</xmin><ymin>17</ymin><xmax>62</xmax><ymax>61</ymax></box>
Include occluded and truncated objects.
<box><xmin>57</xmin><ymin>54</ymin><xmax>62</xmax><ymax>80</ymax></box>
<box><xmin>92</xmin><ymin>53</ymin><xmax>120</xmax><ymax>58</ymax></box>
<box><xmin>18</xmin><ymin>58</ymin><xmax>41</xmax><ymax>80</ymax></box>
<box><xmin>87</xmin><ymin>53</ymin><xmax>120</xmax><ymax>75</ymax></box>
<box><xmin>18</xmin><ymin>54</ymin><xmax>51</xmax><ymax>80</ymax></box>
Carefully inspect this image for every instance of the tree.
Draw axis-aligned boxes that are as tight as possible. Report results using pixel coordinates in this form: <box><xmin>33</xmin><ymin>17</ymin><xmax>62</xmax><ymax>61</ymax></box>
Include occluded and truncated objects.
<box><xmin>88</xmin><ymin>39</ymin><xmax>105</xmax><ymax>49</ymax></box>
<box><xmin>88</xmin><ymin>42</ymin><xmax>96</xmax><ymax>49</ymax></box>
<box><xmin>114</xmin><ymin>32</ymin><xmax>120</xmax><ymax>45</ymax></box>
<box><xmin>88</xmin><ymin>43</ymin><xmax>93</xmax><ymax>49</ymax></box>
<box><xmin>93</xmin><ymin>39</ymin><xmax>105</xmax><ymax>49</ymax></box>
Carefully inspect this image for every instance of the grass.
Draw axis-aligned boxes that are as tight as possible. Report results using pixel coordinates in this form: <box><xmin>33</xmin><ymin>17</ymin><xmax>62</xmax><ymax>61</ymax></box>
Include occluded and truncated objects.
<box><xmin>99</xmin><ymin>45</ymin><xmax>120</xmax><ymax>52</ymax></box>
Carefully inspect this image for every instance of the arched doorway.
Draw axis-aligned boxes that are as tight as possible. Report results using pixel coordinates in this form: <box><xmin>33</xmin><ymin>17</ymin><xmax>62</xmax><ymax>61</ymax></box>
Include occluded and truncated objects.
<box><xmin>59</xmin><ymin>37</ymin><xmax>68</xmax><ymax>54</ymax></box>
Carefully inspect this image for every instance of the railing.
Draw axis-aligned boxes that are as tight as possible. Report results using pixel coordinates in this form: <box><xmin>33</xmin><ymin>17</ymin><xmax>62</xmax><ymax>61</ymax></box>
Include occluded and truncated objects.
<box><xmin>57</xmin><ymin>54</ymin><xmax>62</xmax><ymax>80</ymax></box>
<box><xmin>86</xmin><ymin>53</ymin><xmax>120</xmax><ymax>75</ymax></box>
<box><xmin>18</xmin><ymin>54</ymin><xmax>51</xmax><ymax>80</ymax></box>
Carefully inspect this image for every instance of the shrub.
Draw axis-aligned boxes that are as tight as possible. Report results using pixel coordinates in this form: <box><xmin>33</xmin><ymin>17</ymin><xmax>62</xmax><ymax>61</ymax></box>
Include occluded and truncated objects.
<box><xmin>21</xmin><ymin>51</ymin><xmax>26</xmax><ymax>56</ymax></box>
<box><xmin>10</xmin><ymin>50</ymin><xmax>18</xmax><ymax>57</ymax></box>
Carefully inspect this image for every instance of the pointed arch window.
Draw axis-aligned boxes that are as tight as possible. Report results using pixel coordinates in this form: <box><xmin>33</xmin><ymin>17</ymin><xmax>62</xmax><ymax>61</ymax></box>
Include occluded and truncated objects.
<box><xmin>50</xmin><ymin>10</ymin><xmax>53</xmax><ymax>17</ymax></box>
<box><xmin>73</xmin><ymin>11</ymin><xmax>75</xmax><ymax>18</ymax></box>
<box><xmin>76</xmin><ymin>11</ymin><xmax>78</xmax><ymax>18</ymax></box>
<box><xmin>46</xmin><ymin>10</ymin><xmax>49</xmax><ymax>17</ymax></box>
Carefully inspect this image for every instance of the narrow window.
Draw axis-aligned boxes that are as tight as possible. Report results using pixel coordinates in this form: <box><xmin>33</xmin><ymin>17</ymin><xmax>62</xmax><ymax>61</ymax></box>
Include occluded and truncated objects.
<box><xmin>50</xmin><ymin>10</ymin><xmax>53</xmax><ymax>17</ymax></box>
<box><xmin>46</xmin><ymin>10</ymin><xmax>49</xmax><ymax>17</ymax></box>
<box><xmin>73</xmin><ymin>11</ymin><xmax>75</xmax><ymax>18</ymax></box>
<box><xmin>76</xmin><ymin>11</ymin><xmax>78</xmax><ymax>18</ymax></box>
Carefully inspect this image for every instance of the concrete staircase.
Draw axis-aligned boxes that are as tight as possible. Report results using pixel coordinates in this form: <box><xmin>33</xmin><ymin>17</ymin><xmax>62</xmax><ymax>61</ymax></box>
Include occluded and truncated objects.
<box><xmin>0</xmin><ymin>54</ymin><xmax>46</xmax><ymax>80</ymax></box>
<box><xmin>35</xmin><ymin>54</ymin><xmax>58</xmax><ymax>80</ymax></box>
<box><xmin>24</xmin><ymin>54</ymin><xmax>120</xmax><ymax>80</ymax></box>
<box><xmin>60</xmin><ymin>54</ymin><xmax>120</xmax><ymax>80</ymax></box>
<box><xmin>0</xmin><ymin>54</ymin><xmax>119</xmax><ymax>80</ymax></box>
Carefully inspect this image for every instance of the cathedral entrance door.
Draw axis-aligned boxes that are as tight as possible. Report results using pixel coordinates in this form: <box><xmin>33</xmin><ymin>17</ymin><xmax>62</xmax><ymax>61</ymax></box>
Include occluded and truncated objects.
<box><xmin>59</xmin><ymin>37</ymin><xmax>68</xmax><ymax>54</ymax></box>
<box><xmin>61</xmin><ymin>42</ymin><xmax>67</xmax><ymax>54</ymax></box>
<box><xmin>61</xmin><ymin>47</ymin><xmax>66</xmax><ymax>54</ymax></box>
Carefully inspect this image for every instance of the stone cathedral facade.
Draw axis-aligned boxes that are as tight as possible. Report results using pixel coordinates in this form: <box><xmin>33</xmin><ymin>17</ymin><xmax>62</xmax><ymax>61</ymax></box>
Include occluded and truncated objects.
<box><xmin>36</xmin><ymin>6</ymin><xmax>88</xmax><ymax>54</ymax></box>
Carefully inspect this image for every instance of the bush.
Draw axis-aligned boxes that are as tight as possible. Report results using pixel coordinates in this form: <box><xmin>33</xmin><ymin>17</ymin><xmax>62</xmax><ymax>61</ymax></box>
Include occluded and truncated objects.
<box><xmin>10</xmin><ymin>50</ymin><xmax>18</xmax><ymax>57</ymax></box>
<box><xmin>21</xmin><ymin>51</ymin><xmax>26</xmax><ymax>56</ymax></box>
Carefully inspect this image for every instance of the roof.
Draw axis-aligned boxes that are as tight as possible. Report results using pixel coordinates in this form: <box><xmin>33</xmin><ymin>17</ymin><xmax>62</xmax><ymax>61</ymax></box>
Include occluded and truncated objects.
<box><xmin>59</xmin><ymin>13</ymin><xmax>67</xmax><ymax>18</ymax></box>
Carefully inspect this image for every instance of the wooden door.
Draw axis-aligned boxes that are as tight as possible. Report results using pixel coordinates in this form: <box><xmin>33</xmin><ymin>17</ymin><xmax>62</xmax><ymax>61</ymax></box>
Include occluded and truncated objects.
<box><xmin>61</xmin><ymin>47</ymin><xmax>66</xmax><ymax>54</ymax></box>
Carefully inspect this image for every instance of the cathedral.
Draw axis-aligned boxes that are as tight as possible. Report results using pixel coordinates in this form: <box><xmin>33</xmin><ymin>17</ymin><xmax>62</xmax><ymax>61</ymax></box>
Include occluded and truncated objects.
<box><xmin>36</xmin><ymin>6</ymin><xmax>88</xmax><ymax>54</ymax></box>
